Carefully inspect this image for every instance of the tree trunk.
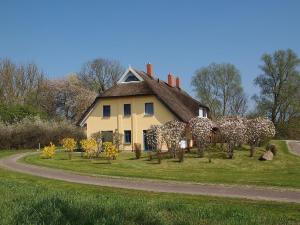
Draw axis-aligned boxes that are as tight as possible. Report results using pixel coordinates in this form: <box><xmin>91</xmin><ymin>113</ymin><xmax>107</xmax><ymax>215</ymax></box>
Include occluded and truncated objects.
<box><xmin>208</xmin><ymin>146</ymin><xmax>212</xmax><ymax>163</ymax></box>
<box><xmin>178</xmin><ymin>149</ymin><xmax>184</xmax><ymax>162</ymax></box>
<box><xmin>220</xmin><ymin>143</ymin><xmax>224</xmax><ymax>151</ymax></box>
<box><xmin>250</xmin><ymin>145</ymin><xmax>255</xmax><ymax>157</ymax></box>
<box><xmin>197</xmin><ymin>141</ymin><xmax>204</xmax><ymax>157</ymax></box>
<box><xmin>68</xmin><ymin>152</ymin><xmax>72</xmax><ymax>160</ymax></box>
<box><xmin>227</xmin><ymin>143</ymin><xmax>234</xmax><ymax>159</ymax></box>
<box><xmin>197</xmin><ymin>147</ymin><xmax>204</xmax><ymax>158</ymax></box>
<box><xmin>157</xmin><ymin>151</ymin><xmax>161</xmax><ymax>164</ymax></box>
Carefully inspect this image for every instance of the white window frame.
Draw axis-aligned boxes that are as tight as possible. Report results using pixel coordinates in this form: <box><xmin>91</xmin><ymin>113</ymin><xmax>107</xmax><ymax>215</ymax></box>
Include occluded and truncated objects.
<box><xmin>199</xmin><ymin>107</ymin><xmax>207</xmax><ymax>118</ymax></box>
<box><xmin>117</xmin><ymin>66</ymin><xmax>144</xmax><ymax>84</ymax></box>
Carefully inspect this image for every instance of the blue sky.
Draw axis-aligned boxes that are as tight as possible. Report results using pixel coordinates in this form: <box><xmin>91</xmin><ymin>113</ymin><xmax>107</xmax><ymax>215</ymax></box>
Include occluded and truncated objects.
<box><xmin>1</xmin><ymin>0</ymin><xmax>299</xmax><ymax>105</ymax></box>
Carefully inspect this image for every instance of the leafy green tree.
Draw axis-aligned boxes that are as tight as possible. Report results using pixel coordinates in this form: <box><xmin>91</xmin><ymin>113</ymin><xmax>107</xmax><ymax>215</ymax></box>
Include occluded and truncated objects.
<box><xmin>253</xmin><ymin>49</ymin><xmax>300</xmax><ymax>136</ymax></box>
<box><xmin>0</xmin><ymin>104</ymin><xmax>47</xmax><ymax>123</ymax></box>
<box><xmin>192</xmin><ymin>63</ymin><xmax>247</xmax><ymax>117</ymax></box>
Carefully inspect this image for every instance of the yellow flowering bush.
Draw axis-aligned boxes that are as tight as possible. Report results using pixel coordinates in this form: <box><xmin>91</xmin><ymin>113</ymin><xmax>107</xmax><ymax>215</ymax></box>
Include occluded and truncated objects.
<box><xmin>41</xmin><ymin>142</ymin><xmax>56</xmax><ymax>159</ymax></box>
<box><xmin>61</xmin><ymin>138</ymin><xmax>77</xmax><ymax>159</ymax></box>
<box><xmin>80</xmin><ymin>139</ymin><xmax>98</xmax><ymax>158</ymax></box>
<box><xmin>103</xmin><ymin>142</ymin><xmax>118</xmax><ymax>161</ymax></box>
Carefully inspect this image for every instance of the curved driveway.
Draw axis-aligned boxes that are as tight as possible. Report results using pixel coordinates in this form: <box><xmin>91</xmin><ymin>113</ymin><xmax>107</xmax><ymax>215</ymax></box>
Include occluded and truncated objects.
<box><xmin>286</xmin><ymin>140</ymin><xmax>300</xmax><ymax>156</ymax></box>
<box><xmin>1</xmin><ymin>152</ymin><xmax>300</xmax><ymax>203</ymax></box>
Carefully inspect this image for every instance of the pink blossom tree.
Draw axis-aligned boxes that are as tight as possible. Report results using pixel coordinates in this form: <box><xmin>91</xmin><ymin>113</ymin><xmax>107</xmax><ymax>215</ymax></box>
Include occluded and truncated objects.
<box><xmin>217</xmin><ymin>116</ymin><xmax>247</xmax><ymax>159</ymax></box>
<box><xmin>161</xmin><ymin>120</ymin><xmax>187</xmax><ymax>158</ymax></box>
<box><xmin>189</xmin><ymin>117</ymin><xmax>215</xmax><ymax>157</ymax></box>
<box><xmin>146</xmin><ymin>125</ymin><xmax>164</xmax><ymax>152</ymax></box>
<box><xmin>245</xmin><ymin>117</ymin><xmax>276</xmax><ymax>157</ymax></box>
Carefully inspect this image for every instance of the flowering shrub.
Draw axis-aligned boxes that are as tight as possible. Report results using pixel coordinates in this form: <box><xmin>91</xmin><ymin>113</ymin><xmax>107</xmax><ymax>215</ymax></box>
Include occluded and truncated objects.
<box><xmin>217</xmin><ymin>116</ymin><xmax>247</xmax><ymax>159</ymax></box>
<box><xmin>103</xmin><ymin>142</ymin><xmax>118</xmax><ymax>161</ymax></box>
<box><xmin>0</xmin><ymin>117</ymin><xmax>84</xmax><ymax>150</ymax></box>
<box><xmin>189</xmin><ymin>117</ymin><xmax>215</xmax><ymax>157</ymax></box>
<box><xmin>91</xmin><ymin>131</ymin><xmax>103</xmax><ymax>157</ymax></box>
<box><xmin>61</xmin><ymin>138</ymin><xmax>77</xmax><ymax>159</ymax></box>
<box><xmin>161</xmin><ymin>120</ymin><xmax>186</xmax><ymax>157</ymax></box>
<box><xmin>113</xmin><ymin>129</ymin><xmax>123</xmax><ymax>152</ymax></box>
<box><xmin>80</xmin><ymin>139</ymin><xmax>98</xmax><ymax>158</ymax></box>
<box><xmin>245</xmin><ymin>117</ymin><xmax>276</xmax><ymax>157</ymax></box>
<box><xmin>146</xmin><ymin>125</ymin><xmax>164</xmax><ymax>152</ymax></box>
<box><xmin>41</xmin><ymin>142</ymin><xmax>56</xmax><ymax>159</ymax></box>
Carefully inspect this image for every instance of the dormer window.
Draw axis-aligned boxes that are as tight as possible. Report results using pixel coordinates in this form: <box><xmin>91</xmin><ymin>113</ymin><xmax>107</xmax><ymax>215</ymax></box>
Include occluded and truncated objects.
<box><xmin>199</xmin><ymin>107</ymin><xmax>207</xmax><ymax>118</ymax></box>
<box><xmin>117</xmin><ymin>67</ymin><xmax>144</xmax><ymax>83</ymax></box>
<box><xmin>125</xmin><ymin>73</ymin><xmax>139</xmax><ymax>82</ymax></box>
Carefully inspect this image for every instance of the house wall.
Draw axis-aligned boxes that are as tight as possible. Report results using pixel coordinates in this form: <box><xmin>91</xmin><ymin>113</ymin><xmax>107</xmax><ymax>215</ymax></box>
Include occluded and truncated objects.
<box><xmin>86</xmin><ymin>95</ymin><xmax>177</xmax><ymax>151</ymax></box>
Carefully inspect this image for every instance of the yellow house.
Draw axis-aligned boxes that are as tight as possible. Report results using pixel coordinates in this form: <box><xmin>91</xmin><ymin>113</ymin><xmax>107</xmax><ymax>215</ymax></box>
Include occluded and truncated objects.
<box><xmin>78</xmin><ymin>64</ymin><xmax>209</xmax><ymax>151</ymax></box>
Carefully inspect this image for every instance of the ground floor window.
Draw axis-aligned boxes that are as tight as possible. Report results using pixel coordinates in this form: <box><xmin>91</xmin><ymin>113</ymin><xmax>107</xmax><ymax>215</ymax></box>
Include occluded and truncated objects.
<box><xmin>101</xmin><ymin>131</ymin><xmax>113</xmax><ymax>142</ymax></box>
<box><xmin>124</xmin><ymin>130</ymin><xmax>131</xmax><ymax>144</ymax></box>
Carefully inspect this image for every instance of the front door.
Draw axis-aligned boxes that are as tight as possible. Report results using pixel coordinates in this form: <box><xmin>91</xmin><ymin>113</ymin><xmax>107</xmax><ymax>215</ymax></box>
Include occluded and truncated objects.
<box><xmin>143</xmin><ymin>130</ymin><xmax>150</xmax><ymax>151</ymax></box>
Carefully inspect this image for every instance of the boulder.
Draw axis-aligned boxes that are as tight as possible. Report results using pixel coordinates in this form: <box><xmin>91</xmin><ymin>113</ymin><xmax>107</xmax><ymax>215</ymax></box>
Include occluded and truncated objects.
<box><xmin>259</xmin><ymin>150</ymin><xmax>274</xmax><ymax>161</ymax></box>
<box><xmin>266</xmin><ymin>143</ymin><xmax>277</xmax><ymax>156</ymax></box>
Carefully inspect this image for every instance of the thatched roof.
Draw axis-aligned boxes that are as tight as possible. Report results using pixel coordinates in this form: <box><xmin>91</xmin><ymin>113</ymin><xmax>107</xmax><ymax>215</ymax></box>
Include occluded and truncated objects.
<box><xmin>77</xmin><ymin>68</ymin><xmax>209</xmax><ymax>126</ymax></box>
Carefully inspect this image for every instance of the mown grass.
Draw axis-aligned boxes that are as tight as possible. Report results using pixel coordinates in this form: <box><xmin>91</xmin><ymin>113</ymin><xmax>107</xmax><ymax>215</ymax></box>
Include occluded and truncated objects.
<box><xmin>0</xmin><ymin>150</ymin><xmax>300</xmax><ymax>225</ymax></box>
<box><xmin>24</xmin><ymin>140</ymin><xmax>300</xmax><ymax>188</ymax></box>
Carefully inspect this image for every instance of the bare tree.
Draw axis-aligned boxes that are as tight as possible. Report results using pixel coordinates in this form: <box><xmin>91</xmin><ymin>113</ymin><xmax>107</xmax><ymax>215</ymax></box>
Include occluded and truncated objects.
<box><xmin>78</xmin><ymin>58</ymin><xmax>124</xmax><ymax>94</ymax></box>
<box><xmin>229</xmin><ymin>90</ymin><xmax>248</xmax><ymax>116</ymax></box>
<box><xmin>0</xmin><ymin>59</ymin><xmax>45</xmax><ymax>106</ymax></box>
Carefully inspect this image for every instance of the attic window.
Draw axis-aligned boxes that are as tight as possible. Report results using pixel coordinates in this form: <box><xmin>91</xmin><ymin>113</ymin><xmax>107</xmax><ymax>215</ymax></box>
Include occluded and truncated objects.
<box><xmin>117</xmin><ymin>67</ymin><xmax>144</xmax><ymax>83</ymax></box>
<box><xmin>199</xmin><ymin>107</ymin><xmax>207</xmax><ymax>118</ymax></box>
<box><xmin>124</xmin><ymin>73</ymin><xmax>139</xmax><ymax>82</ymax></box>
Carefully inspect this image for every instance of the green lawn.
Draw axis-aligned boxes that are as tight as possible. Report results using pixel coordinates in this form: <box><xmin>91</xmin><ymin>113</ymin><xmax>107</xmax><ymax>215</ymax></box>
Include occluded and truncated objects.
<box><xmin>24</xmin><ymin>140</ymin><xmax>300</xmax><ymax>188</ymax></box>
<box><xmin>0</xmin><ymin>150</ymin><xmax>300</xmax><ymax>225</ymax></box>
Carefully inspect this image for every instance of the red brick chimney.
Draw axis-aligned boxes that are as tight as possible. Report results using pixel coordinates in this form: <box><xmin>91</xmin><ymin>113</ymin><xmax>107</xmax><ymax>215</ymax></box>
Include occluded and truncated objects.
<box><xmin>167</xmin><ymin>73</ymin><xmax>175</xmax><ymax>87</ymax></box>
<box><xmin>176</xmin><ymin>77</ymin><xmax>180</xmax><ymax>88</ymax></box>
<box><xmin>146</xmin><ymin>63</ymin><xmax>153</xmax><ymax>77</ymax></box>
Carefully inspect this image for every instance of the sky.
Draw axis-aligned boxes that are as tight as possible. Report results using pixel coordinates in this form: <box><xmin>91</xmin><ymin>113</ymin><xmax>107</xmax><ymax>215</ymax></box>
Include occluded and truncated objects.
<box><xmin>1</xmin><ymin>0</ymin><xmax>300</xmax><ymax>107</ymax></box>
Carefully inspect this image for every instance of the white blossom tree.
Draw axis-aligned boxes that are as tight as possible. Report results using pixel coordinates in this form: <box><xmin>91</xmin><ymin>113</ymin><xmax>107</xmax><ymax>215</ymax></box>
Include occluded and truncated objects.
<box><xmin>189</xmin><ymin>117</ymin><xmax>215</xmax><ymax>157</ymax></box>
<box><xmin>245</xmin><ymin>117</ymin><xmax>276</xmax><ymax>157</ymax></box>
<box><xmin>161</xmin><ymin>120</ymin><xmax>186</xmax><ymax>157</ymax></box>
<box><xmin>217</xmin><ymin>116</ymin><xmax>247</xmax><ymax>159</ymax></box>
<box><xmin>146</xmin><ymin>125</ymin><xmax>164</xmax><ymax>152</ymax></box>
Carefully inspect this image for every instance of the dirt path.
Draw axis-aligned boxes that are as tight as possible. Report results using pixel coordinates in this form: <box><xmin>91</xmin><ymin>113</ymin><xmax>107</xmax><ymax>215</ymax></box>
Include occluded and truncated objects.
<box><xmin>1</xmin><ymin>152</ymin><xmax>300</xmax><ymax>203</ymax></box>
<box><xmin>286</xmin><ymin>140</ymin><xmax>300</xmax><ymax>156</ymax></box>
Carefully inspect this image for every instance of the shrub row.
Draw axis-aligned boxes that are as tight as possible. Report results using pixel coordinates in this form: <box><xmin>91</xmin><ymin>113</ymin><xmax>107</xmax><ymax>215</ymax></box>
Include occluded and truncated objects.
<box><xmin>0</xmin><ymin>117</ymin><xmax>85</xmax><ymax>149</ymax></box>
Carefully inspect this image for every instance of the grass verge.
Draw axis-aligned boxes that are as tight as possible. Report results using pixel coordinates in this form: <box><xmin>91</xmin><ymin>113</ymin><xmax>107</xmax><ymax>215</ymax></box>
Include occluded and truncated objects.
<box><xmin>0</xmin><ymin>150</ymin><xmax>300</xmax><ymax>224</ymax></box>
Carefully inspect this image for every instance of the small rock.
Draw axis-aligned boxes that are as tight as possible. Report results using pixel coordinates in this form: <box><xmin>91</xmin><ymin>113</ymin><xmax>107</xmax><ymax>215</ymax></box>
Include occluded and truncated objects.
<box><xmin>259</xmin><ymin>150</ymin><xmax>274</xmax><ymax>161</ymax></box>
<box><xmin>266</xmin><ymin>143</ymin><xmax>277</xmax><ymax>156</ymax></box>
